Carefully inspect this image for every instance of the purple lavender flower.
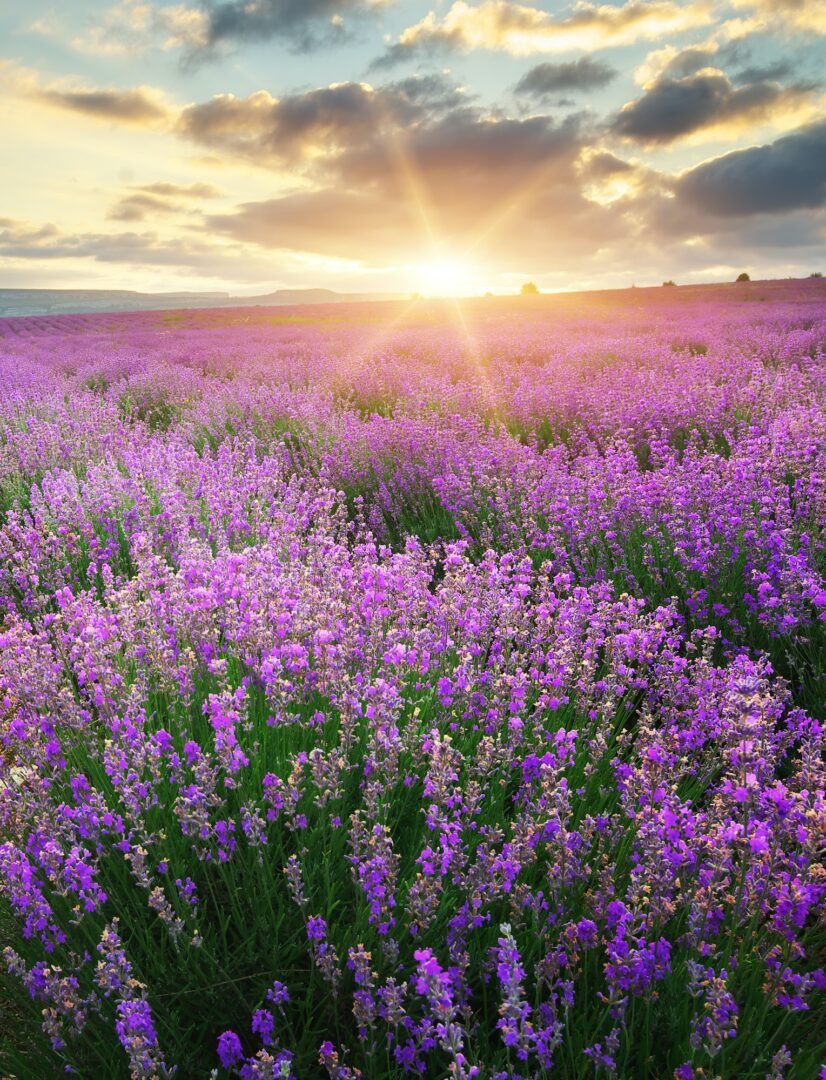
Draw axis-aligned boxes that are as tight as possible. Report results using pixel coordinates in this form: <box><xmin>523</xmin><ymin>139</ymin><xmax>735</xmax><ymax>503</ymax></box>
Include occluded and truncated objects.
<box><xmin>307</xmin><ymin>915</ymin><xmax>328</xmax><ymax>942</ymax></box>
<box><xmin>251</xmin><ymin>1009</ymin><xmax>275</xmax><ymax>1046</ymax></box>
<box><xmin>217</xmin><ymin>1029</ymin><xmax>244</xmax><ymax>1068</ymax></box>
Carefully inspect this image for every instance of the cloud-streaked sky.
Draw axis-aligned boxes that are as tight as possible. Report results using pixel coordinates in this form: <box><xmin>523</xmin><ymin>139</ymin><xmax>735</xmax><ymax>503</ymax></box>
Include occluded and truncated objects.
<box><xmin>1</xmin><ymin>0</ymin><xmax>825</xmax><ymax>295</ymax></box>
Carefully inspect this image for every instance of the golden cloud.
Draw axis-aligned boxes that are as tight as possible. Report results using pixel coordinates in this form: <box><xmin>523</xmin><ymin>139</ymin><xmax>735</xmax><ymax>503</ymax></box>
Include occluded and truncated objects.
<box><xmin>377</xmin><ymin>0</ymin><xmax>713</xmax><ymax>63</ymax></box>
<box><xmin>0</xmin><ymin>61</ymin><xmax>174</xmax><ymax>127</ymax></box>
<box><xmin>730</xmin><ymin>0</ymin><xmax>826</xmax><ymax>34</ymax></box>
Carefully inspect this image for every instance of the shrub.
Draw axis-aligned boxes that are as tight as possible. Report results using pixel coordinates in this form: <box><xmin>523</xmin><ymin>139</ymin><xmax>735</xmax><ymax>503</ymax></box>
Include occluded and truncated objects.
<box><xmin>662</xmin><ymin>280</ymin><xmax>676</xmax><ymax>287</ymax></box>
<box><xmin>736</xmin><ymin>272</ymin><xmax>750</xmax><ymax>282</ymax></box>
<box><xmin>520</xmin><ymin>281</ymin><xmax>539</xmax><ymax>295</ymax></box>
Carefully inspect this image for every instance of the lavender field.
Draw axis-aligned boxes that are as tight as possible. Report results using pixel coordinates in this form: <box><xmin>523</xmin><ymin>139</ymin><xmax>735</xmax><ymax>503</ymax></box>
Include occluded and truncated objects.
<box><xmin>1</xmin><ymin>281</ymin><xmax>825</xmax><ymax>1078</ymax></box>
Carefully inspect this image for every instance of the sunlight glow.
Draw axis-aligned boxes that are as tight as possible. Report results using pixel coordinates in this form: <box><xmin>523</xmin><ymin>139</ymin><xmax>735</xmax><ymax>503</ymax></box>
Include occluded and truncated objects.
<box><xmin>414</xmin><ymin>257</ymin><xmax>479</xmax><ymax>297</ymax></box>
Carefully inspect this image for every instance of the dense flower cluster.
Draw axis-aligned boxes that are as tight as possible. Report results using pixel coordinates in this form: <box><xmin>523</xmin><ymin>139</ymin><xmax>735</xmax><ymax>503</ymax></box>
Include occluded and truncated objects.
<box><xmin>1</xmin><ymin>284</ymin><xmax>825</xmax><ymax>1077</ymax></box>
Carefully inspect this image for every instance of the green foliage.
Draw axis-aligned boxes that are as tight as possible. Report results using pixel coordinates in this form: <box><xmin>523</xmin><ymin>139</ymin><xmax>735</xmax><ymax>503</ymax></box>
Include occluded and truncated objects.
<box><xmin>118</xmin><ymin>390</ymin><xmax>182</xmax><ymax>433</ymax></box>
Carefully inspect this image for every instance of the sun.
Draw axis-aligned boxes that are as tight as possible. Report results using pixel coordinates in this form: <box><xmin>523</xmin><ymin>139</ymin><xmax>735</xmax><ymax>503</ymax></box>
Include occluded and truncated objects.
<box><xmin>413</xmin><ymin>257</ymin><xmax>478</xmax><ymax>297</ymax></box>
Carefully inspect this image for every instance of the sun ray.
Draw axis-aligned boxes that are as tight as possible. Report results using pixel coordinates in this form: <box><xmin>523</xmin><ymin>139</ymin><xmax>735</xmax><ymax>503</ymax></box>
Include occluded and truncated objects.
<box><xmin>348</xmin><ymin>92</ymin><xmax>493</xmax><ymax>399</ymax></box>
<box><xmin>463</xmin><ymin>151</ymin><xmax>576</xmax><ymax>262</ymax></box>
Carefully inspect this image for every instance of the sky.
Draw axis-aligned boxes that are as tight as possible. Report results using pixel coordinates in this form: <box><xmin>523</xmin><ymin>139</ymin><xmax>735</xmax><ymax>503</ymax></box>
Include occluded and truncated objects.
<box><xmin>1</xmin><ymin>0</ymin><xmax>825</xmax><ymax>296</ymax></box>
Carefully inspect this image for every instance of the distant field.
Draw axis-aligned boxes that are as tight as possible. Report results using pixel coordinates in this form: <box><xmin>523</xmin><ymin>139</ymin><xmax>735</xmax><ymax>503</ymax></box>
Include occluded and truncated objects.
<box><xmin>0</xmin><ymin>277</ymin><xmax>815</xmax><ymax>337</ymax></box>
<box><xmin>1</xmin><ymin>279</ymin><xmax>825</xmax><ymax>1078</ymax></box>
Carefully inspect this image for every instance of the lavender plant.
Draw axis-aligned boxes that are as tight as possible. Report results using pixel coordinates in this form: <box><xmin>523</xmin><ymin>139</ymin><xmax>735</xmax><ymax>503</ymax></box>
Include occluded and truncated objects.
<box><xmin>1</xmin><ymin>282</ymin><xmax>825</xmax><ymax>1077</ymax></box>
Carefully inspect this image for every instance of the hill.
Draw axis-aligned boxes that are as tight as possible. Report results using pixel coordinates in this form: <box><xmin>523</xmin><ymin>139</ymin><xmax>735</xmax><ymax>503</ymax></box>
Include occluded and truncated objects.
<box><xmin>0</xmin><ymin>287</ymin><xmax>404</xmax><ymax>317</ymax></box>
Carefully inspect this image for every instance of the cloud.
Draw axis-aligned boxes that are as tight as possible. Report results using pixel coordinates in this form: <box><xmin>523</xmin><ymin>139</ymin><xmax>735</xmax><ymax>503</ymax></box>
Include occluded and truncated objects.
<box><xmin>32</xmin><ymin>84</ymin><xmax>172</xmax><ymax>126</ymax></box>
<box><xmin>612</xmin><ymin>69</ymin><xmax>820</xmax><ymax>145</ymax></box>
<box><xmin>8</xmin><ymin>68</ymin><xmax>609</xmax><ymax>271</ymax></box>
<box><xmin>515</xmin><ymin>58</ymin><xmax>617</xmax><ymax>98</ymax></box>
<box><xmin>675</xmin><ymin>120</ymin><xmax>826</xmax><ymax>215</ymax></box>
<box><xmin>207</xmin><ymin>191</ymin><xmax>421</xmax><ymax>261</ymax></box>
<box><xmin>107</xmin><ymin>193</ymin><xmax>183</xmax><ymax>222</ymax></box>
<box><xmin>177</xmin><ymin>75</ymin><xmax>467</xmax><ymax>165</ymax></box>
<box><xmin>373</xmin><ymin>0</ymin><xmax>713</xmax><ymax>66</ymax></box>
<box><xmin>0</xmin><ymin>59</ymin><xmax>175</xmax><ymax>128</ymax></box>
<box><xmin>730</xmin><ymin>0</ymin><xmax>826</xmax><ymax>34</ymax></box>
<box><xmin>386</xmin><ymin>73</ymin><xmax>470</xmax><ymax>112</ymax></box>
<box><xmin>107</xmin><ymin>182</ymin><xmax>224</xmax><ymax>222</ymax></box>
<box><xmin>0</xmin><ymin>216</ymin><xmax>281</xmax><ymax>280</ymax></box>
<box><xmin>30</xmin><ymin>1</ymin><xmax>209</xmax><ymax>56</ymax></box>
<box><xmin>634</xmin><ymin>41</ymin><xmax>795</xmax><ymax>88</ymax></box>
<box><xmin>202</xmin><ymin>105</ymin><xmax>619</xmax><ymax>267</ymax></box>
<box><xmin>132</xmin><ymin>181</ymin><xmax>224</xmax><ymax>198</ymax></box>
<box><xmin>179</xmin><ymin>74</ymin><xmax>592</xmax><ymax>255</ymax></box>
<box><xmin>192</xmin><ymin>0</ymin><xmax>388</xmax><ymax>56</ymax></box>
<box><xmin>333</xmin><ymin>107</ymin><xmax>584</xmax><ymax>194</ymax></box>
<box><xmin>634</xmin><ymin>41</ymin><xmax>719</xmax><ymax>84</ymax></box>
<box><xmin>577</xmin><ymin>148</ymin><xmax>656</xmax><ymax>204</ymax></box>
<box><xmin>580</xmin><ymin>149</ymin><xmax>637</xmax><ymax>179</ymax></box>
<box><xmin>733</xmin><ymin>61</ymin><xmax>794</xmax><ymax>85</ymax></box>
<box><xmin>0</xmin><ymin>218</ymin><xmax>62</xmax><ymax>248</ymax></box>
<box><xmin>0</xmin><ymin>217</ymin><xmax>201</xmax><ymax>264</ymax></box>
<box><xmin>206</xmin><ymin>181</ymin><xmax>620</xmax><ymax>268</ymax></box>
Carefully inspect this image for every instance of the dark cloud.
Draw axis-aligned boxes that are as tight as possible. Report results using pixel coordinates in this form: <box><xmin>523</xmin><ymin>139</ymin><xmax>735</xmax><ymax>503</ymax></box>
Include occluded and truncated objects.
<box><xmin>176</xmin><ymin>63</ymin><xmax>630</xmax><ymax>269</ymax></box>
<box><xmin>579</xmin><ymin>149</ymin><xmax>636</xmax><ymax>179</ymax></box>
<box><xmin>727</xmin><ymin>211</ymin><xmax>826</xmax><ymax>248</ymax></box>
<box><xmin>179</xmin><ymin>84</ymin><xmax>379</xmax><ymax>163</ymax></box>
<box><xmin>634</xmin><ymin>185</ymin><xmax>826</xmax><ymax>264</ymax></box>
<box><xmin>611</xmin><ymin>70</ymin><xmax>817</xmax><ymax>145</ymax></box>
<box><xmin>675</xmin><ymin>121</ymin><xmax>826</xmax><ymax>216</ymax></box>
<box><xmin>385</xmin><ymin>73</ymin><xmax>469</xmax><ymax>113</ymax></box>
<box><xmin>733</xmin><ymin>61</ymin><xmax>794</xmax><ymax>85</ymax></box>
<box><xmin>194</xmin><ymin>0</ymin><xmax>382</xmax><ymax>55</ymax></box>
<box><xmin>324</xmin><ymin>108</ymin><xmax>587</xmax><ymax>232</ymax></box>
<box><xmin>177</xmin><ymin>75</ymin><xmax>468</xmax><ymax>165</ymax></box>
<box><xmin>376</xmin><ymin>109</ymin><xmax>582</xmax><ymax>187</ymax></box>
<box><xmin>370</xmin><ymin>37</ymin><xmax>461</xmax><ymax>72</ymax></box>
<box><xmin>33</xmin><ymin>86</ymin><xmax>170</xmax><ymax>125</ymax></box>
<box><xmin>203</xmin><ymin>107</ymin><xmax>621</xmax><ymax>267</ymax></box>
<box><xmin>515</xmin><ymin>58</ymin><xmax>617</xmax><ymax>98</ymax></box>
<box><xmin>644</xmin><ymin>39</ymin><xmax>756</xmax><ymax>82</ymax></box>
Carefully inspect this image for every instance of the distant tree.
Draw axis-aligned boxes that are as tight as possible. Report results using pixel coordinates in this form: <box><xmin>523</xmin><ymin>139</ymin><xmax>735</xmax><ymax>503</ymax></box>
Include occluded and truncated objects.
<box><xmin>736</xmin><ymin>272</ymin><xmax>750</xmax><ymax>282</ymax></box>
<box><xmin>520</xmin><ymin>281</ymin><xmax>539</xmax><ymax>295</ymax></box>
<box><xmin>810</xmin><ymin>271</ymin><xmax>823</xmax><ymax>278</ymax></box>
<box><xmin>662</xmin><ymin>280</ymin><xmax>676</xmax><ymax>286</ymax></box>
